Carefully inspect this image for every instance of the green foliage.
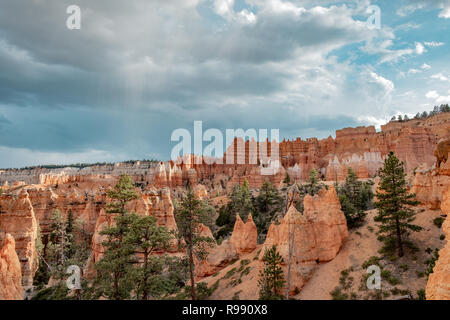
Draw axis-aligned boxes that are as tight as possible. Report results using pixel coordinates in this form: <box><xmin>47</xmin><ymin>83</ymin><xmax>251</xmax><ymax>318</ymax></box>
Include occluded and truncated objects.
<box><xmin>391</xmin><ymin>104</ymin><xmax>450</xmax><ymax>122</ymax></box>
<box><xmin>425</xmin><ymin>249</ymin><xmax>440</xmax><ymax>277</ymax></box>
<box><xmin>258</xmin><ymin>245</ymin><xmax>285</xmax><ymax>300</ymax></box>
<box><xmin>362</xmin><ymin>256</ymin><xmax>380</xmax><ymax>269</ymax></box>
<box><xmin>336</xmin><ymin>168</ymin><xmax>373</xmax><ymax>228</ymax></box>
<box><xmin>374</xmin><ymin>152</ymin><xmax>422</xmax><ymax>257</ymax></box>
<box><xmin>94</xmin><ymin>213</ymin><xmax>138</xmax><ymax>300</ymax></box>
<box><xmin>125</xmin><ymin>214</ymin><xmax>175</xmax><ymax>300</ymax></box>
<box><xmin>416</xmin><ymin>289</ymin><xmax>426</xmax><ymax>300</ymax></box>
<box><xmin>215</xmin><ymin>180</ymin><xmax>255</xmax><ymax>240</ymax></box>
<box><xmin>305</xmin><ymin>169</ymin><xmax>324</xmax><ymax>196</ymax></box>
<box><xmin>175</xmin><ymin>189</ymin><xmax>215</xmax><ymax>300</ymax></box>
<box><xmin>283</xmin><ymin>173</ymin><xmax>291</xmax><ymax>185</ymax></box>
<box><xmin>253</xmin><ymin>181</ymin><xmax>285</xmax><ymax>243</ymax></box>
<box><xmin>330</xmin><ymin>286</ymin><xmax>349</xmax><ymax>300</ymax></box>
<box><xmin>93</xmin><ymin>174</ymin><xmax>139</xmax><ymax>300</ymax></box>
<box><xmin>433</xmin><ymin>217</ymin><xmax>445</xmax><ymax>228</ymax></box>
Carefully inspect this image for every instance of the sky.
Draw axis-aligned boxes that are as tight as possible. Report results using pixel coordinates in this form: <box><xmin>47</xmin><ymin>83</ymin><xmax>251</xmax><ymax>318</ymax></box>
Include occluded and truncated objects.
<box><xmin>0</xmin><ymin>0</ymin><xmax>449</xmax><ymax>168</ymax></box>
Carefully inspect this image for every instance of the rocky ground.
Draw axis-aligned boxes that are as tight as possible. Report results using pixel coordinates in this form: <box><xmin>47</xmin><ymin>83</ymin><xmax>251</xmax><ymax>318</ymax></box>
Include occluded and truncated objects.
<box><xmin>297</xmin><ymin>208</ymin><xmax>446</xmax><ymax>300</ymax></box>
<box><xmin>201</xmin><ymin>207</ymin><xmax>447</xmax><ymax>300</ymax></box>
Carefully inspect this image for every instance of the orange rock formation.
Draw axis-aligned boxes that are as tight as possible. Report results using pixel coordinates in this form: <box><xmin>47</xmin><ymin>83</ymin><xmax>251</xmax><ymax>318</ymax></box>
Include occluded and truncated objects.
<box><xmin>0</xmin><ymin>234</ymin><xmax>24</xmax><ymax>300</ymax></box>
<box><xmin>260</xmin><ymin>186</ymin><xmax>348</xmax><ymax>293</ymax></box>
<box><xmin>0</xmin><ymin>190</ymin><xmax>38</xmax><ymax>287</ymax></box>
<box><xmin>426</xmin><ymin>187</ymin><xmax>450</xmax><ymax>300</ymax></box>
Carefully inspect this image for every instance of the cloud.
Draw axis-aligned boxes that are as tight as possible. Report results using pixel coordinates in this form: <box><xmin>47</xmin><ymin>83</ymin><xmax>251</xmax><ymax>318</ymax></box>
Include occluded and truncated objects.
<box><xmin>0</xmin><ymin>0</ymin><xmax>445</xmax><ymax>167</ymax></box>
<box><xmin>415</xmin><ymin>42</ymin><xmax>427</xmax><ymax>54</ymax></box>
<box><xmin>426</xmin><ymin>89</ymin><xmax>450</xmax><ymax>104</ymax></box>
<box><xmin>408</xmin><ymin>68</ymin><xmax>421</xmax><ymax>74</ymax></box>
<box><xmin>421</xmin><ymin>63</ymin><xmax>431</xmax><ymax>69</ymax></box>
<box><xmin>397</xmin><ymin>0</ymin><xmax>450</xmax><ymax>18</ymax></box>
<box><xmin>369</xmin><ymin>72</ymin><xmax>395</xmax><ymax>94</ymax></box>
<box><xmin>431</xmin><ymin>73</ymin><xmax>450</xmax><ymax>81</ymax></box>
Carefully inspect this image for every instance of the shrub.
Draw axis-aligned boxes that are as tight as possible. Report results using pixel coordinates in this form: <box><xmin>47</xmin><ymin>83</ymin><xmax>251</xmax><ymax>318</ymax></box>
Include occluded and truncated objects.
<box><xmin>433</xmin><ymin>217</ymin><xmax>445</xmax><ymax>228</ymax></box>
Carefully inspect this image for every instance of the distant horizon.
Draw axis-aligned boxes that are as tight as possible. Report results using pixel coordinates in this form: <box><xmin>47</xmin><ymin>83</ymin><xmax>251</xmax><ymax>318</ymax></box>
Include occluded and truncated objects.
<box><xmin>1</xmin><ymin>108</ymin><xmax>447</xmax><ymax>170</ymax></box>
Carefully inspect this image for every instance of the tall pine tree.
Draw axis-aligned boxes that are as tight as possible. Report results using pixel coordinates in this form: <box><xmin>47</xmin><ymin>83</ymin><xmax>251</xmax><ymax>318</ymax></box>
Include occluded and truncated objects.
<box><xmin>258</xmin><ymin>245</ymin><xmax>285</xmax><ymax>300</ymax></box>
<box><xmin>94</xmin><ymin>174</ymin><xmax>139</xmax><ymax>300</ymax></box>
<box><xmin>125</xmin><ymin>214</ymin><xmax>172</xmax><ymax>300</ymax></box>
<box><xmin>175</xmin><ymin>189</ymin><xmax>214</xmax><ymax>300</ymax></box>
<box><xmin>374</xmin><ymin>152</ymin><xmax>422</xmax><ymax>257</ymax></box>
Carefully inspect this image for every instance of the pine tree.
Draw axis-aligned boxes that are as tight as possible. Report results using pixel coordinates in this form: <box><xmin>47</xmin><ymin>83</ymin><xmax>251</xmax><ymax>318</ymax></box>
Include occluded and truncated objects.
<box><xmin>175</xmin><ymin>190</ymin><xmax>214</xmax><ymax>300</ymax></box>
<box><xmin>305</xmin><ymin>169</ymin><xmax>323</xmax><ymax>195</ymax></box>
<box><xmin>48</xmin><ymin>209</ymin><xmax>70</xmax><ymax>276</ymax></box>
<box><xmin>336</xmin><ymin>168</ymin><xmax>373</xmax><ymax>228</ymax></box>
<box><xmin>94</xmin><ymin>174</ymin><xmax>139</xmax><ymax>300</ymax></box>
<box><xmin>254</xmin><ymin>181</ymin><xmax>284</xmax><ymax>242</ymax></box>
<box><xmin>215</xmin><ymin>180</ymin><xmax>255</xmax><ymax>240</ymax></box>
<box><xmin>374</xmin><ymin>152</ymin><xmax>422</xmax><ymax>257</ymax></box>
<box><xmin>125</xmin><ymin>214</ymin><xmax>172</xmax><ymax>300</ymax></box>
<box><xmin>283</xmin><ymin>172</ymin><xmax>291</xmax><ymax>185</ymax></box>
<box><xmin>66</xmin><ymin>210</ymin><xmax>75</xmax><ymax>259</ymax></box>
<box><xmin>231</xmin><ymin>179</ymin><xmax>254</xmax><ymax>221</ymax></box>
<box><xmin>258</xmin><ymin>245</ymin><xmax>285</xmax><ymax>300</ymax></box>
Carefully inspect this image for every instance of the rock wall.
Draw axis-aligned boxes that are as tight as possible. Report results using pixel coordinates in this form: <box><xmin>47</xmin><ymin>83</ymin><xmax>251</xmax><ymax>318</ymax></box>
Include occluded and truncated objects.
<box><xmin>0</xmin><ymin>190</ymin><xmax>38</xmax><ymax>287</ymax></box>
<box><xmin>412</xmin><ymin>161</ymin><xmax>450</xmax><ymax>209</ymax></box>
<box><xmin>426</xmin><ymin>187</ymin><xmax>450</xmax><ymax>300</ymax></box>
<box><xmin>196</xmin><ymin>214</ymin><xmax>258</xmax><ymax>277</ymax></box>
<box><xmin>260</xmin><ymin>186</ymin><xmax>348</xmax><ymax>293</ymax></box>
<box><xmin>0</xmin><ymin>234</ymin><xmax>24</xmax><ymax>300</ymax></box>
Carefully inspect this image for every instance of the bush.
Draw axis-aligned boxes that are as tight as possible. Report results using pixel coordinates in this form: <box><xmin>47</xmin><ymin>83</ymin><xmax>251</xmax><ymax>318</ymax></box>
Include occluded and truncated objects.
<box><xmin>433</xmin><ymin>217</ymin><xmax>445</xmax><ymax>228</ymax></box>
<box><xmin>416</xmin><ymin>289</ymin><xmax>426</xmax><ymax>300</ymax></box>
<box><xmin>335</xmin><ymin>169</ymin><xmax>373</xmax><ymax>228</ymax></box>
<box><xmin>362</xmin><ymin>256</ymin><xmax>380</xmax><ymax>269</ymax></box>
<box><xmin>330</xmin><ymin>287</ymin><xmax>348</xmax><ymax>300</ymax></box>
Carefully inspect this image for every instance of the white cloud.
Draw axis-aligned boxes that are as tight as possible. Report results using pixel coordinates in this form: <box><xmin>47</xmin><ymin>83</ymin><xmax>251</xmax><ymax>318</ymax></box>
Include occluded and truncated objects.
<box><xmin>214</xmin><ymin>0</ymin><xmax>235</xmax><ymax>17</ymax></box>
<box><xmin>426</xmin><ymin>90</ymin><xmax>450</xmax><ymax>103</ymax></box>
<box><xmin>426</xmin><ymin>90</ymin><xmax>440</xmax><ymax>99</ymax></box>
<box><xmin>408</xmin><ymin>68</ymin><xmax>421</xmax><ymax>74</ymax></box>
<box><xmin>431</xmin><ymin>73</ymin><xmax>450</xmax><ymax>81</ymax></box>
<box><xmin>396</xmin><ymin>0</ymin><xmax>450</xmax><ymax>19</ymax></box>
<box><xmin>421</xmin><ymin>63</ymin><xmax>431</xmax><ymax>69</ymax></box>
<box><xmin>438</xmin><ymin>6</ymin><xmax>450</xmax><ymax>18</ymax></box>
<box><xmin>415</xmin><ymin>42</ymin><xmax>427</xmax><ymax>54</ymax></box>
<box><xmin>369</xmin><ymin>72</ymin><xmax>395</xmax><ymax>94</ymax></box>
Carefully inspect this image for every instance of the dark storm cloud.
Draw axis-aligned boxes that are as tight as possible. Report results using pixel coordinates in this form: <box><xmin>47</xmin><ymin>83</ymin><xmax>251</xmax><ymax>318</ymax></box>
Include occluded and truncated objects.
<box><xmin>0</xmin><ymin>0</ymin><xmax>397</xmax><ymax>167</ymax></box>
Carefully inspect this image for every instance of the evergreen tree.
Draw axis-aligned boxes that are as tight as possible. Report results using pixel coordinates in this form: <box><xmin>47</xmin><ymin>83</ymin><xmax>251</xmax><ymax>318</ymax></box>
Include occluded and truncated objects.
<box><xmin>48</xmin><ymin>209</ymin><xmax>70</xmax><ymax>276</ymax></box>
<box><xmin>374</xmin><ymin>152</ymin><xmax>422</xmax><ymax>257</ymax></box>
<box><xmin>231</xmin><ymin>179</ymin><xmax>254</xmax><ymax>221</ymax></box>
<box><xmin>175</xmin><ymin>190</ymin><xmax>214</xmax><ymax>300</ymax></box>
<box><xmin>336</xmin><ymin>168</ymin><xmax>373</xmax><ymax>228</ymax></box>
<box><xmin>65</xmin><ymin>210</ymin><xmax>76</xmax><ymax>259</ymax></box>
<box><xmin>125</xmin><ymin>214</ymin><xmax>172</xmax><ymax>300</ymax></box>
<box><xmin>258</xmin><ymin>245</ymin><xmax>285</xmax><ymax>300</ymax></box>
<box><xmin>305</xmin><ymin>169</ymin><xmax>324</xmax><ymax>196</ymax></box>
<box><xmin>254</xmin><ymin>181</ymin><xmax>284</xmax><ymax>243</ymax></box>
<box><xmin>94</xmin><ymin>174</ymin><xmax>139</xmax><ymax>300</ymax></box>
<box><xmin>215</xmin><ymin>180</ymin><xmax>255</xmax><ymax>240</ymax></box>
<box><xmin>283</xmin><ymin>172</ymin><xmax>291</xmax><ymax>185</ymax></box>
